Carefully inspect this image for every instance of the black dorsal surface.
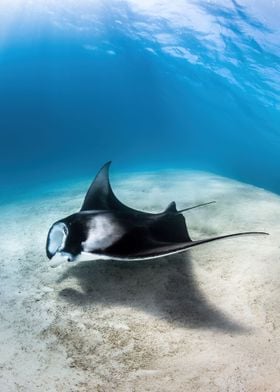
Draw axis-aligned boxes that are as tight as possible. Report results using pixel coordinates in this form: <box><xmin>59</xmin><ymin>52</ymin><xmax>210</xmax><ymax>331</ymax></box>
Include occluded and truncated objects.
<box><xmin>80</xmin><ymin>161</ymin><xmax>131</xmax><ymax>212</ymax></box>
<box><xmin>149</xmin><ymin>213</ymin><xmax>191</xmax><ymax>243</ymax></box>
<box><xmin>47</xmin><ymin>162</ymin><xmax>269</xmax><ymax>262</ymax></box>
<box><xmin>81</xmin><ymin>161</ymin><xmax>178</xmax><ymax>215</ymax></box>
<box><xmin>164</xmin><ymin>201</ymin><xmax>177</xmax><ymax>213</ymax></box>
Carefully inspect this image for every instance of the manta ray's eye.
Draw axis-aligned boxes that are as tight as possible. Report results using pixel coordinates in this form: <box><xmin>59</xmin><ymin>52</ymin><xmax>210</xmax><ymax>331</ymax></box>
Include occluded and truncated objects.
<box><xmin>47</xmin><ymin>222</ymin><xmax>68</xmax><ymax>256</ymax></box>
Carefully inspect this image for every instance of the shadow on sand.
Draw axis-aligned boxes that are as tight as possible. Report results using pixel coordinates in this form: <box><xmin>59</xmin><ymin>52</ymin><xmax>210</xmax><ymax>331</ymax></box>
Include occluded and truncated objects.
<box><xmin>57</xmin><ymin>253</ymin><xmax>247</xmax><ymax>334</ymax></box>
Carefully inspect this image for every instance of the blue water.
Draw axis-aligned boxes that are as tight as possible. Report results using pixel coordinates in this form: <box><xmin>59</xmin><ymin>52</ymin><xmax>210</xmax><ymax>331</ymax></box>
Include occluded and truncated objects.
<box><xmin>1</xmin><ymin>0</ymin><xmax>280</xmax><ymax>198</ymax></box>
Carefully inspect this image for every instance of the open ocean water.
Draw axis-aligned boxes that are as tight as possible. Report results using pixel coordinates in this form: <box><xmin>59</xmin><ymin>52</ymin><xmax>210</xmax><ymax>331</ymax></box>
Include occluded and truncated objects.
<box><xmin>0</xmin><ymin>0</ymin><xmax>280</xmax><ymax>196</ymax></box>
<box><xmin>2</xmin><ymin>2</ymin><xmax>280</xmax><ymax>391</ymax></box>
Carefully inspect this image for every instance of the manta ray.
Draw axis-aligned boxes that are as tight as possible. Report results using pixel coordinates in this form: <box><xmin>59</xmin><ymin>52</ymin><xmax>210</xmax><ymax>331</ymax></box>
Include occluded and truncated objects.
<box><xmin>46</xmin><ymin>162</ymin><xmax>267</xmax><ymax>265</ymax></box>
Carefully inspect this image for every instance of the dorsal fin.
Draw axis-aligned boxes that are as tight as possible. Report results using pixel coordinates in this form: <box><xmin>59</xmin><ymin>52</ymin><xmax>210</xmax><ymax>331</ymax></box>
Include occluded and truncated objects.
<box><xmin>80</xmin><ymin>161</ymin><xmax>127</xmax><ymax>211</ymax></box>
<box><xmin>164</xmin><ymin>201</ymin><xmax>177</xmax><ymax>213</ymax></box>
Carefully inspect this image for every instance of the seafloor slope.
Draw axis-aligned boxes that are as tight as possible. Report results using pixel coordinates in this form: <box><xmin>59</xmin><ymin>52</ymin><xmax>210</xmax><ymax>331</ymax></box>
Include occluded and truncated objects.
<box><xmin>1</xmin><ymin>170</ymin><xmax>280</xmax><ymax>391</ymax></box>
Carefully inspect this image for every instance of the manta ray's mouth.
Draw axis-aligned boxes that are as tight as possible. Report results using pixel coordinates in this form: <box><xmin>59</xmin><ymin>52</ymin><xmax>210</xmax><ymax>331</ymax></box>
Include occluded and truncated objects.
<box><xmin>47</xmin><ymin>222</ymin><xmax>68</xmax><ymax>259</ymax></box>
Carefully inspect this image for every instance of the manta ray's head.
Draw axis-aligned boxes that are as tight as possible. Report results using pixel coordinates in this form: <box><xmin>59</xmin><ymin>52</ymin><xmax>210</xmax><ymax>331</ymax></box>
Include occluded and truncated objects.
<box><xmin>46</xmin><ymin>214</ymin><xmax>83</xmax><ymax>265</ymax></box>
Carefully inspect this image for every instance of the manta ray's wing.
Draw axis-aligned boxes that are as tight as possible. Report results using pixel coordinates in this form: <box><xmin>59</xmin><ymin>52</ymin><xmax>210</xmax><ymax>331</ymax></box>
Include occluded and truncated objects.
<box><xmin>81</xmin><ymin>162</ymin><xmax>216</xmax><ymax>215</ymax></box>
<box><xmin>81</xmin><ymin>161</ymin><xmax>138</xmax><ymax>212</ymax></box>
<box><xmin>83</xmin><ymin>210</ymin><xmax>267</xmax><ymax>260</ymax></box>
<box><xmin>94</xmin><ymin>227</ymin><xmax>268</xmax><ymax>260</ymax></box>
<box><xmin>80</xmin><ymin>168</ymin><xmax>268</xmax><ymax>260</ymax></box>
<box><xmin>81</xmin><ymin>161</ymin><xmax>175</xmax><ymax>214</ymax></box>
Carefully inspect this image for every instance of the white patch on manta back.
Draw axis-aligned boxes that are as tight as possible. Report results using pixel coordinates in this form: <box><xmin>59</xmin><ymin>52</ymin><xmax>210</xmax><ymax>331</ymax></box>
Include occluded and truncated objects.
<box><xmin>82</xmin><ymin>215</ymin><xmax>125</xmax><ymax>252</ymax></box>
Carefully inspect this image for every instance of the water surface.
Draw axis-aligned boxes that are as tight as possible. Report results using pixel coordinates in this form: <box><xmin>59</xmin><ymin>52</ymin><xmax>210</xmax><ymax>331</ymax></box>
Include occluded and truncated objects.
<box><xmin>0</xmin><ymin>0</ymin><xmax>279</xmax><ymax>197</ymax></box>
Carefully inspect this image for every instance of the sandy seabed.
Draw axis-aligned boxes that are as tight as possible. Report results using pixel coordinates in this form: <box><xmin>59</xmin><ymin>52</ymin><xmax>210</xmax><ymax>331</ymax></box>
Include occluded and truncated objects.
<box><xmin>1</xmin><ymin>170</ymin><xmax>280</xmax><ymax>392</ymax></box>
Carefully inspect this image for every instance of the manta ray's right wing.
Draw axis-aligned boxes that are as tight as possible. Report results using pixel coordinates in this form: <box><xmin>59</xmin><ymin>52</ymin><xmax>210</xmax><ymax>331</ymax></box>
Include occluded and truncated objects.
<box><xmin>81</xmin><ymin>162</ymin><xmax>217</xmax><ymax>217</ymax></box>
<box><xmin>91</xmin><ymin>223</ymin><xmax>268</xmax><ymax>261</ymax></box>
<box><xmin>122</xmin><ymin>231</ymin><xmax>269</xmax><ymax>260</ymax></box>
<box><xmin>80</xmin><ymin>161</ymin><xmax>138</xmax><ymax>212</ymax></box>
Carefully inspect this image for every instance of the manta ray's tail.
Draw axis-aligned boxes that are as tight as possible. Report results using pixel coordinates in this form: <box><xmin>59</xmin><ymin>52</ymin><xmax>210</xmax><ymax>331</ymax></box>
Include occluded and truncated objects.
<box><xmin>177</xmin><ymin>200</ymin><xmax>216</xmax><ymax>214</ymax></box>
